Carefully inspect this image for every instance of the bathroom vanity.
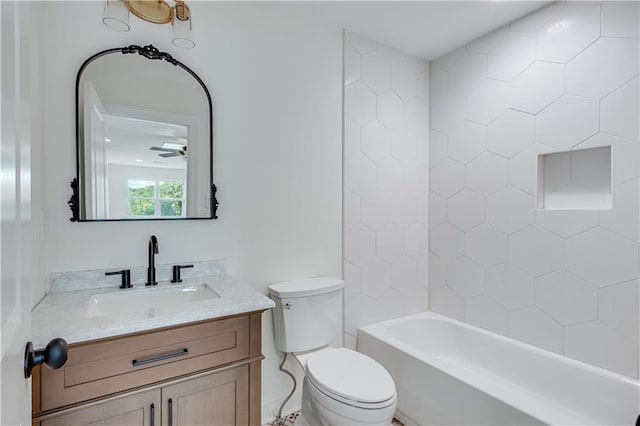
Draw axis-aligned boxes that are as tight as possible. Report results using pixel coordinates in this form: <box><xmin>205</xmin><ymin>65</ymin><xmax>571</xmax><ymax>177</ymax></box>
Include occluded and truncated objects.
<box><xmin>28</xmin><ymin>41</ymin><xmax>274</xmax><ymax>424</ymax></box>
<box><xmin>30</xmin><ymin>263</ymin><xmax>274</xmax><ymax>426</ymax></box>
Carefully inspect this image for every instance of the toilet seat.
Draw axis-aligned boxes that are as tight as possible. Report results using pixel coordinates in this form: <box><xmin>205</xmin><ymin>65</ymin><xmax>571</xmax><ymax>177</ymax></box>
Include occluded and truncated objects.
<box><xmin>304</xmin><ymin>348</ymin><xmax>396</xmax><ymax>409</ymax></box>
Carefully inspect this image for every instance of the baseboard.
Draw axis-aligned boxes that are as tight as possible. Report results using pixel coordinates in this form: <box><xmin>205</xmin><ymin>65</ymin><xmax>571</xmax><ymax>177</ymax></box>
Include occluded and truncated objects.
<box><xmin>394</xmin><ymin>408</ymin><xmax>420</xmax><ymax>426</ymax></box>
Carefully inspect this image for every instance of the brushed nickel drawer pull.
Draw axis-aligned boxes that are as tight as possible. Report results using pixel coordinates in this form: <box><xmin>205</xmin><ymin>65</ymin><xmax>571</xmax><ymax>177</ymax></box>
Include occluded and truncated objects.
<box><xmin>132</xmin><ymin>348</ymin><xmax>188</xmax><ymax>367</ymax></box>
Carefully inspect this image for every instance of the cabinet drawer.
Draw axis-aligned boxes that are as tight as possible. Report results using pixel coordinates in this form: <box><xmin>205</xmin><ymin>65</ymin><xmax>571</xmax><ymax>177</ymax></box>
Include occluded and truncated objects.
<box><xmin>39</xmin><ymin>316</ymin><xmax>250</xmax><ymax>412</ymax></box>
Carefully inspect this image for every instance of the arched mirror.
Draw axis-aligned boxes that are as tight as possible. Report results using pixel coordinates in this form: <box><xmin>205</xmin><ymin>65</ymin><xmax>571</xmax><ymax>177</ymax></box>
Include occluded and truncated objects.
<box><xmin>70</xmin><ymin>45</ymin><xmax>217</xmax><ymax>221</ymax></box>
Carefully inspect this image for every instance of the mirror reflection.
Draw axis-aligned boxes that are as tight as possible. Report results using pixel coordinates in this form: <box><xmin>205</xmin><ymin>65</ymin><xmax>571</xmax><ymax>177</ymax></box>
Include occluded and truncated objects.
<box><xmin>75</xmin><ymin>45</ymin><xmax>215</xmax><ymax>221</ymax></box>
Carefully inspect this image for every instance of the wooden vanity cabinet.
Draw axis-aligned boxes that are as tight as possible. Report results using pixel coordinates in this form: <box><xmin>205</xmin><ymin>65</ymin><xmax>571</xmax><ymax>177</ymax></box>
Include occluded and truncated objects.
<box><xmin>32</xmin><ymin>312</ymin><xmax>265</xmax><ymax>426</ymax></box>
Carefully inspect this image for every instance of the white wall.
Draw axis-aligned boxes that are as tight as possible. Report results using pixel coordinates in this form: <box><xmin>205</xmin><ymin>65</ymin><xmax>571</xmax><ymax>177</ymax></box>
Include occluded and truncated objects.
<box><xmin>33</xmin><ymin>2</ymin><xmax>342</xmax><ymax>421</ymax></box>
<box><xmin>428</xmin><ymin>1</ymin><xmax>639</xmax><ymax>378</ymax></box>
<box><xmin>343</xmin><ymin>31</ymin><xmax>430</xmax><ymax>348</ymax></box>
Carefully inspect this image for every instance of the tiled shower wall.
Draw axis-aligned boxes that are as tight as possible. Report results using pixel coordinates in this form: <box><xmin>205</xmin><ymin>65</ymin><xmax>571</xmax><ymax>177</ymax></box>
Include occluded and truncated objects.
<box><xmin>429</xmin><ymin>1</ymin><xmax>639</xmax><ymax>378</ymax></box>
<box><xmin>343</xmin><ymin>31</ymin><xmax>429</xmax><ymax>347</ymax></box>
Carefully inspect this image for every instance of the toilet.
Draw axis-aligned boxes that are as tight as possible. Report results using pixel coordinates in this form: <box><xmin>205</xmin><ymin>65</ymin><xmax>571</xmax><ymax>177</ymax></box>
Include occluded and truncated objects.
<box><xmin>268</xmin><ymin>277</ymin><xmax>397</xmax><ymax>426</ymax></box>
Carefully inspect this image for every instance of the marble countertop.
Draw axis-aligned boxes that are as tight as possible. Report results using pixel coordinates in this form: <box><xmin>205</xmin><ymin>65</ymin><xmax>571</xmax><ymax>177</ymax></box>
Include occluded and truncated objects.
<box><xmin>31</xmin><ymin>268</ymin><xmax>275</xmax><ymax>348</ymax></box>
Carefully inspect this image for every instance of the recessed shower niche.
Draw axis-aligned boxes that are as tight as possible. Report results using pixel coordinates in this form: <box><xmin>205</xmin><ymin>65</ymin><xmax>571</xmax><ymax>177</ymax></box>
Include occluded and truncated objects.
<box><xmin>537</xmin><ymin>146</ymin><xmax>613</xmax><ymax>210</ymax></box>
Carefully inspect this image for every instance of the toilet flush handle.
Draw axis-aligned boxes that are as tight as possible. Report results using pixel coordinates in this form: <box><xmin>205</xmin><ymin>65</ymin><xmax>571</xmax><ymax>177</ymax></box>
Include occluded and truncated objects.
<box><xmin>284</xmin><ymin>302</ymin><xmax>293</xmax><ymax>310</ymax></box>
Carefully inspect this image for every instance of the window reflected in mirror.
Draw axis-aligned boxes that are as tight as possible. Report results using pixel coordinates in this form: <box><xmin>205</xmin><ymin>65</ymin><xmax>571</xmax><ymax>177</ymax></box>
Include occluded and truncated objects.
<box><xmin>127</xmin><ymin>179</ymin><xmax>185</xmax><ymax>218</ymax></box>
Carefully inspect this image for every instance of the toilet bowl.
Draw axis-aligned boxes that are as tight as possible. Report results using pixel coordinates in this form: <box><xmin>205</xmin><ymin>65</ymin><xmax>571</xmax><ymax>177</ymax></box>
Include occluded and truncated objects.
<box><xmin>296</xmin><ymin>347</ymin><xmax>397</xmax><ymax>426</ymax></box>
<box><xmin>268</xmin><ymin>277</ymin><xmax>397</xmax><ymax>426</ymax></box>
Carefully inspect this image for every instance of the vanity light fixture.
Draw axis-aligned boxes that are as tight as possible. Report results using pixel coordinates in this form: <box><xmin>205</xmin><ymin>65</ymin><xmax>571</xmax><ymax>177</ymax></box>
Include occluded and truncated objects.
<box><xmin>102</xmin><ymin>0</ymin><xmax>195</xmax><ymax>49</ymax></box>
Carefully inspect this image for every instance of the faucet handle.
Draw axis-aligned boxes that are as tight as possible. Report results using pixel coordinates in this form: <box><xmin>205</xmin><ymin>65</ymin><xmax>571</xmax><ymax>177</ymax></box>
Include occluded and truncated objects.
<box><xmin>105</xmin><ymin>269</ymin><xmax>132</xmax><ymax>289</ymax></box>
<box><xmin>171</xmin><ymin>264</ymin><xmax>194</xmax><ymax>283</ymax></box>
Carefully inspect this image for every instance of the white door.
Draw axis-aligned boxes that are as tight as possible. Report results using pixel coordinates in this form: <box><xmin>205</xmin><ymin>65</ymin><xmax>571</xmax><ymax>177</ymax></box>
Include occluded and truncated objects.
<box><xmin>83</xmin><ymin>82</ymin><xmax>109</xmax><ymax>219</ymax></box>
<box><xmin>1</xmin><ymin>2</ymin><xmax>34</xmax><ymax>424</ymax></box>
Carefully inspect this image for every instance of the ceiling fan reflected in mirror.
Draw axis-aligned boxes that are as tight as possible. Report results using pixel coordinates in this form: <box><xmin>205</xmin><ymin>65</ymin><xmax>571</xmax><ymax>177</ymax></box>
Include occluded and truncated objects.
<box><xmin>150</xmin><ymin>142</ymin><xmax>187</xmax><ymax>158</ymax></box>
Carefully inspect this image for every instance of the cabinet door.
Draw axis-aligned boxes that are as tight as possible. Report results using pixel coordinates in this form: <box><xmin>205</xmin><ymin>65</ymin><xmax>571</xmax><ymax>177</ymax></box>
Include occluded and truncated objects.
<box><xmin>41</xmin><ymin>389</ymin><xmax>160</xmax><ymax>426</ymax></box>
<box><xmin>162</xmin><ymin>365</ymin><xmax>249</xmax><ymax>426</ymax></box>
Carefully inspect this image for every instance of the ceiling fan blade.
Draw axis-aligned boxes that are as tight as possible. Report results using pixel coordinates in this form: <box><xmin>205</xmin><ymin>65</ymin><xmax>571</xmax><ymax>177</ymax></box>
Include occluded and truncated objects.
<box><xmin>150</xmin><ymin>146</ymin><xmax>179</xmax><ymax>152</ymax></box>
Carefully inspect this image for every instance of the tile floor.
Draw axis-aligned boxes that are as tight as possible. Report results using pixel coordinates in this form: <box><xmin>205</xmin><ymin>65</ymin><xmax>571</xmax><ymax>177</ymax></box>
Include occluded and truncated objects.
<box><xmin>265</xmin><ymin>412</ymin><xmax>404</xmax><ymax>426</ymax></box>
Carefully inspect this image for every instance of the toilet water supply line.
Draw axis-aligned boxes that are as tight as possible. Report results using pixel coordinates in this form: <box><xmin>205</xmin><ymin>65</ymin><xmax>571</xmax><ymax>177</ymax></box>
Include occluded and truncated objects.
<box><xmin>273</xmin><ymin>353</ymin><xmax>297</xmax><ymax>426</ymax></box>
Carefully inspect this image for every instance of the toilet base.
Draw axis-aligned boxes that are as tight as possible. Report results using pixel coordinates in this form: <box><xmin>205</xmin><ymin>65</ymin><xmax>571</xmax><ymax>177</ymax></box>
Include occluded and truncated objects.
<box><xmin>301</xmin><ymin>377</ymin><xmax>396</xmax><ymax>426</ymax></box>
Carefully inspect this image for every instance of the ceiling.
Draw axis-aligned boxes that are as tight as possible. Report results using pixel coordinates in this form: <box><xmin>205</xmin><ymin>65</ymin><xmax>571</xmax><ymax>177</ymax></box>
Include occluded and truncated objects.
<box><xmin>104</xmin><ymin>115</ymin><xmax>188</xmax><ymax>169</ymax></box>
<box><xmin>280</xmin><ymin>1</ymin><xmax>551</xmax><ymax>60</ymax></box>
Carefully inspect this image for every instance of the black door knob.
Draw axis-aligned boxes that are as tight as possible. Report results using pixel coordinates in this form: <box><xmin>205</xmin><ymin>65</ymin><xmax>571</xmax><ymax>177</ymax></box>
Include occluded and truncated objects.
<box><xmin>24</xmin><ymin>338</ymin><xmax>68</xmax><ymax>378</ymax></box>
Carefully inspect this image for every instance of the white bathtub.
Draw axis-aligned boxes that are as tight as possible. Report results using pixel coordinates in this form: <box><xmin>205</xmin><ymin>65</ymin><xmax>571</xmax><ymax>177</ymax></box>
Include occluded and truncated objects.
<box><xmin>358</xmin><ymin>312</ymin><xmax>639</xmax><ymax>426</ymax></box>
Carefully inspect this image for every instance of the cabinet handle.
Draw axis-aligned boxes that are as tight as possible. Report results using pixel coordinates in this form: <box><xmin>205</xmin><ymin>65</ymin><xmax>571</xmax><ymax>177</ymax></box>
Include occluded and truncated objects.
<box><xmin>132</xmin><ymin>348</ymin><xmax>188</xmax><ymax>367</ymax></box>
<box><xmin>168</xmin><ymin>398</ymin><xmax>173</xmax><ymax>426</ymax></box>
<box><xmin>150</xmin><ymin>403</ymin><xmax>155</xmax><ymax>426</ymax></box>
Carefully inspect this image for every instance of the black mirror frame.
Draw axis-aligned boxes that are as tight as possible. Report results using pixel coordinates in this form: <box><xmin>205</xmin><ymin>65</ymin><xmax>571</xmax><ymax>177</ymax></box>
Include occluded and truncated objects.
<box><xmin>70</xmin><ymin>44</ymin><xmax>218</xmax><ymax>222</ymax></box>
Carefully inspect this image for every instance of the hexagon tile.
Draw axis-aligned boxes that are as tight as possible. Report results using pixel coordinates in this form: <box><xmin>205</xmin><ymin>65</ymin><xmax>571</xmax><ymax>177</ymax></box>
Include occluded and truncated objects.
<box><xmin>362</xmin><ymin>257</ymin><xmax>391</xmax><ymax>300</ymax></box>
<box><xmin>447</xmin><ymin>189</ymin><xmax>485</xmax><ymax>231</ymax></box>
<box><xmin>535</xmin><ymin>94</ymin><xmax>599</xmax><ymax>150</ymax></box>
<box><xmin>345</xmin><ymin>224</ymin><xmax>375</xmax><ymax>268</ymax></box>
<box><xmin>378</xmin><ymin>91</ymin><xmax>405</xmax><ymax>131</ymax></box>
<box><xmin>599</xmin><ymin>280</ymin><xmax>639</xmax><ymax>345</ymax></box>
<box><xmin>566</xmin><ymin>228</ymin><xmax>639</xmax><ymax>288</ymax></box>
<box><xmin>508</xmin><ymin>306</ymin><xmax>563</xmax><ymax>354</ymax></box>
<box><xmin>361</xmin><ymin>122</ymin><xmax>391</xmax><ymax>163</ymax></box>
<box><xmin>487</xmin><ymin>109</ymin><xmax>535</xmax><ymax>158</ymax></box>
<box><xmin>510</xmin><ymin>225</ymin><xmax>564</xmax><ymax>277</ymax></box>
<box><xmin>448</xmin><ymin>52</ymin><xmax>487</xmax><ymax>95</ymax></box>
<box><xmin>565</xmin><ymin>38</ymin><xmax>639</xmax><ymax>100</ymax></box>
<box><xmin>430</xmin><ymin>222</ymin><xmax>464</xmax><ymax>261</ymax></box>
<box><xmin>488</xmin><ymin>32</ymin><xmax>535</xmax><ymax>82</ymax></box>
<box><xmin>466</xmin><ymin>223</ymin><xmax>508</xmax><ymax>268</ymax></box>
<box><xmin>510</xmin><ymin>61</ymin><xmax>564</xmax><ymax>114</ymax></box>
<box><xmin>343</xmin><ymin>31</ymin><xmax>429</xmax><ymax>343</ymax></box>
<box><xmin>362</xmin><ymin>50</ymin><xmax>392</xmax><ymax>94</ymax></box>
<box><xmin>601</xmin><ymin>76</ymin><xmax>640</xmax><ymax>142</ymax></box>
<box><xmin>428</xmin><ymin>4</ymin><xmax>639</xmax><ymax>379</ymax></box>
<box><xmin>344</xmin><ymin>81</ymin><xmax>376</xmax><ymax>126</ymax></box>
<box><xmin>466</xmin><ymin>79</ymin><xmax>509</xmax><ymax>125</ymax></box>
<box><xmin>565</xmin><ymin>321</ymin><xmax>638</xmax><ymax>378</ymax></box>
<box><xmin>431</xmin><ymin>158</ymin><xmax>465</xmax><ymax>198</ymax></box>
<box><xmin>534</xmin><ymin>270</ymin><xmax>597</xmax><ymax>326</ymax></box>
<box><xmin>486</xmin><ymin>262</ymin><xmax>533</xmax><ymax>311</ymax></box>
<box><xmin>536</xmin><ymin>5</ymin><xmax>600</xmax><ymax>64</ymax></box>
<box><xmin>467</xmin><ymin>152</ymin><xmax>509</xmax><ymax>196</ymax></box>
<box><xmin>466</xmin><ymin>295</ymin><xmax>508</xmax><ymax>335</ymax></box>
<box><xmin>486</xmin><ymin>186</ymin><xmax>534</xmax><ymax>234</ymax></box>
<box><xmin>446</xmin><ymin>256</ymin><xmax>485</xmax><ymax>299</ymax></box>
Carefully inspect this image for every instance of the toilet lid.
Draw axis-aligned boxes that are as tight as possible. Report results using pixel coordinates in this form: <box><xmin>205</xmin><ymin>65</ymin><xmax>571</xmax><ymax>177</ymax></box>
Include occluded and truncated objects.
<box><xmin>305</xmin><ymin>348</ymin><xmax>395</xmax><ymax>404</ymax></box>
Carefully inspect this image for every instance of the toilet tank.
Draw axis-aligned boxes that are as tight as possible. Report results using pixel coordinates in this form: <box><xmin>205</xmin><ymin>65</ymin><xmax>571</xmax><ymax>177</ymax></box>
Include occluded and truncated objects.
<box><xmin>268</xmin><ymin>277</ymin><xmax>344</xmax><ymax>353</ymax></box>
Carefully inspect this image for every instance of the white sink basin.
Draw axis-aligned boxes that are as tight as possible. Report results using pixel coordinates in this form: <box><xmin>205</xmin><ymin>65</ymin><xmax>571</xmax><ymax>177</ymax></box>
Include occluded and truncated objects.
<box><xmin>86</xmin><ymin>284</ymin><xmax>219</xmax><ymax>317</ymax></box>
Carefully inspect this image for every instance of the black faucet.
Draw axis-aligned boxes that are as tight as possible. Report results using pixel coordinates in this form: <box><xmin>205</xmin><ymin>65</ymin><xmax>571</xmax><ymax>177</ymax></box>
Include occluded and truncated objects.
<box><xmin>145</xmin><ymin>235</ymin><xmax>159</xmax><ymax>286</ymax></box>
<box><xmin>105</xmin><ymin>269</ymin><xmax>132</xmax><ymax>289</ymax></box>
